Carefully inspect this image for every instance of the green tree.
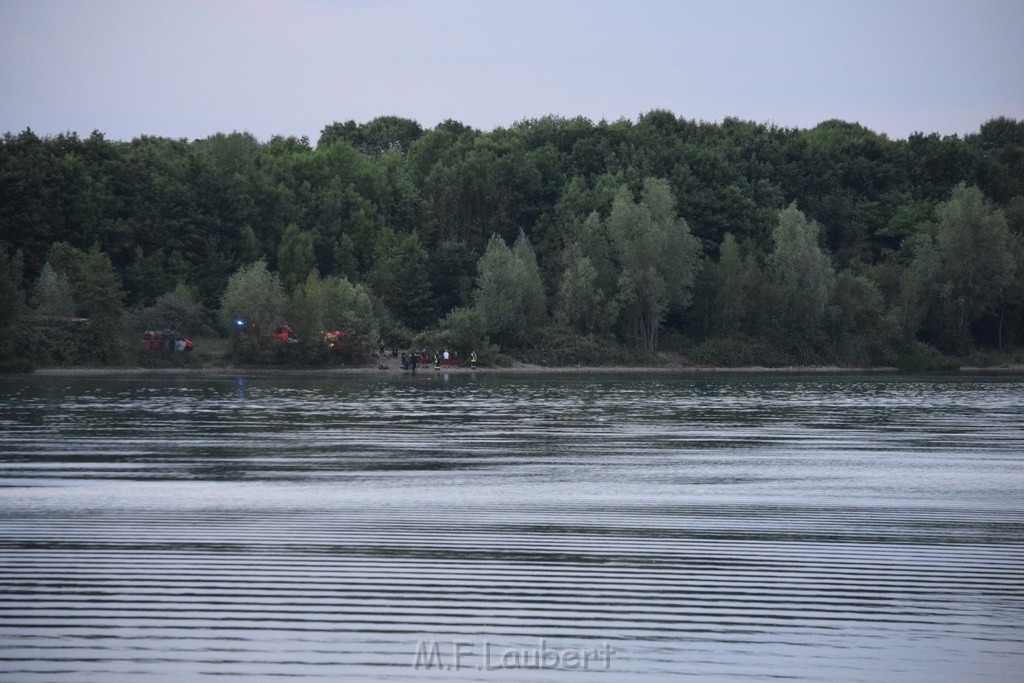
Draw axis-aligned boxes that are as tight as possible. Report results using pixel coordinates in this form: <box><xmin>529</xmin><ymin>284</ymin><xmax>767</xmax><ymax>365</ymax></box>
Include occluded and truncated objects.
<box><xmin>129</xmin><ymin>284</ymin><xmax>211</xmax><ymax>338</ymax></box>
<box><xmin>429</xmin><ymin>238</ymin><xmax>477</xmax><ymax>318</ymax></box>
<box><xmin>435</xmin><ymin>305</ymin><xmax>489</xmax><ymax>357</ymax></box>
<box><xmin>555</xmin><ymin>211</ymin><xmax>621</xmax><ymax>335</ymax></box>
<box><xmin>606</xmin><ymin>178</ymin><xmax>701</xmax><ymax>351</ymax></box>
<box><xmin>238</xmin><ymin>224</ymin><xmax>262</xmax><ymax>263</ymax></box>
<box><xmin>0</xmin><ymin>245</ymin><xmax>24</xmax><ymax>324</ymax></box>
<box><xmin>574</xmin><ymin>212</ymin><xmax>619</xmax><ymax>302</ymax></box>
<box><xmin>512</xmin><ymin>230</ymin><xmax>548</xmax><ymax>331</ymax></box>
<box><xmin>318</xmin><ymin>116</ymin><xmax>424</xmax><ymax>157</ymax></box>
<box><xmin>368</xmin><ymin>232</ymin><xmax>433</xmax><ymax>329</ymax></box>
<box><xmin>291</xmin><ymin>272</ymin><xmax>378</xmax><ymax>362</ymax></box>
<box><xmin>710</xmin><ymin>233</ymin><xmax>746</xmax><ymax>335</ymax></box>
<box><xmin>900</xmin><ymin>233</ymin><xmax>943</xmax><ymax>343</ymax></box>
<box><xmin>475</xmin><ymin>232</ymin><xmax>547</xmax><ymax>348</ymax></box>
<box><xmin>555</xmin><ymin>255</ymin><xmax>603</xmax><ymax>333</ymax></box>
<box><xmin>0</xmin><ymin>245</ymin><xmax>26</xmax><ymax>368</ymax></box>
<box><xmin>828</xmin><ymin>269</ymin><xmax>886</xmax><ymax>364</ymax></box>
<box><xmin>47</xmin><ymin>243</ymin><xmax>125</xmax><ymax>321</ymax></box>
<box><xmin>123</xmin><ymin>247</ymin><xmax>173</xmax><ymax>307</ymax></box>
<box><xmin>220</xmin><ymin>259</ymin><xmax>287</xmax><ymax>334</ymax></box>
<box><xmin>933</xmin><ymin>184</ymin><xmax>1016</xmax><ymax>349</ymax></box>
<box><xmin>277</xmin><ymin>224</ymin><xmax>316</xmax><ymax>295</ymax></box>
<box><xmin>767</xmin><ymin>204</ymin><xmax>835</xmax><ymax>341</ymax></box>
<box><xmin>47</xmin><ymin>243</ymin><xmax>126</xmax><ymax>362</ymax></box>
<box><xmin>31</xmin><ymin>262</ymin><xmax>75</xmax><ymax>318</ymax></box>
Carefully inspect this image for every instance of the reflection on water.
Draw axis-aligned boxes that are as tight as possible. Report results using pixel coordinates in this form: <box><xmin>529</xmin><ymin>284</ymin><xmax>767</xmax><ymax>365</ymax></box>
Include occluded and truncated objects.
<box><xmin>1</xmin><ymin>372</ymin><xmax>1022</xmax><ymax>681</ymax></box>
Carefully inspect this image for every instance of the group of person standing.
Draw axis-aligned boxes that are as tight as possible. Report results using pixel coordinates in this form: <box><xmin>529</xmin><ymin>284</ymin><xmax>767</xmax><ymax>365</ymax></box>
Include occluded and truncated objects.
<box><xmin>399</xmin><ymin>349</ymin><xmax>477</xmax><ymax>371</ymax></box>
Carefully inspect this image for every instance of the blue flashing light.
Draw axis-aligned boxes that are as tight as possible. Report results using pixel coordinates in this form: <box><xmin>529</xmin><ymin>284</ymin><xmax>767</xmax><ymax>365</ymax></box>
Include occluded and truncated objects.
<box><xmin>236</xmin><ymin>319</ymin><xmax>245</xmax><ymax>326</ymax></box>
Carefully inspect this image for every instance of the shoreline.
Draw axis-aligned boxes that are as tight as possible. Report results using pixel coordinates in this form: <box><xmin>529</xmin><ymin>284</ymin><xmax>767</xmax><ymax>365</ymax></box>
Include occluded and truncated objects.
<box><xmin>19</xmin><ymin>362</ymin><xmax>1024</xmax><ymax>377</ymax></box>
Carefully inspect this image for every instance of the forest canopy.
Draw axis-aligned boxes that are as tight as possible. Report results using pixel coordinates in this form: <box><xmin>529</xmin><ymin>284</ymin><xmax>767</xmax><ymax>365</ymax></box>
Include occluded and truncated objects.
<box><xmin>1</xmin><ymin>112</ymin><xmax>1023</xmax><ymax>369</ymax></box>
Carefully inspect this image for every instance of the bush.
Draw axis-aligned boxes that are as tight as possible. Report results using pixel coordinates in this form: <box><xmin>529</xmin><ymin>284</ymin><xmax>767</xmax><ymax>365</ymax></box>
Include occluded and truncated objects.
<box><xmin>412</xmin><ymin>307</ymin><xmax>499</xmax><ymax>365</ymax></box>
<box><xmin>230</xmin><ymin>335</ymin><xmax>276</xmax><ymax>365</ymax></box>
<box><xmin>518</xmin><ymin>326</ymin><xmax>635</xmax><ymax>366</ymax></box>
<box><xmin>896</xmin><ymin>342</ymin><xmax>961</xmax><ymax>371</ymax></box>
<box><xmin>15</xmin><ymin>323</ymin><xmax>86</xmax><ymax>367</ymax></box>
<box><xmin>690</xmin><ymin>336</ymin><xmax>795</xmax><ymax>367</ymax></box>
<box><xmin>431</xmin><ymin>307</ymin><xmax>487</xmax><ymax>353</ymax></box>
<box><xmin>126</xmin><ymin>287</ymin><xmax>217</xmax><ymax>338</ymax></box>
<box><xmin>961</xmin><ymin>347</ymin><xmax>1024</xmax><ymax>367</ymax></box>
<box><xmin>0</xmin><ymin>356</ymin><xmax>33</xmax><ymax>373</ymax></box>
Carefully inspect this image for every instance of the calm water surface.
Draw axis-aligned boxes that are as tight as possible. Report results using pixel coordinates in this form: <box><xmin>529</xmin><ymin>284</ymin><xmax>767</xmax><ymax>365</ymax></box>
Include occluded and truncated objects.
<box><xmin>0</xmin><ymin>372</ymin><xmax>1022</xmax><ymax>681</ymax></box>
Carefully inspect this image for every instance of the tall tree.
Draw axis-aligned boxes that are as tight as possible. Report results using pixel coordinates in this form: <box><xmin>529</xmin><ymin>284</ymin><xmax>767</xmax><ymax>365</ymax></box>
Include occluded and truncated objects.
<box><xmin>45</xmin><ymin>242</ymin><xmax>126</xmax><ymax>362</ymax></box>
<box><xmin>475</xmin><ymin>232</ymin><xmax>547</xmax><ymax>348</ymax></box>
<box><xmin>767</xmin><ymin>204</ymin><xmax>835</xmax><ymax>341</ymax></box>
<box><xmin>369</xmin><ymin>232</ymin><xmax>434</xmax><ymax>329</ymax></box>
<box><xmin>932</xmin><ymin>184</ymin><xmax>1016</xmax><ymax>348</ymax></box>
<box><xmin>512</xmin><ymin>230</ymin><xmax>548</xmax><ymax>332</ymax></box>
<box><xmin>711</xmin><ymin>232</ymin><xmax>746</xmax><ymax>335</ymax></box>
<box><xmin>606</xmin><ymin>178</ymin><xmax>701</xmax><ymax>351</ymax></box>
<box><xmin>47</xmin><ymin>243</ymin><xmax>125</xmax><ymax>323</ymax></box>
<box><xmin>556</xmin><ymin>214</ymin><xmax>619</xmax><ymax>334</ymax></box>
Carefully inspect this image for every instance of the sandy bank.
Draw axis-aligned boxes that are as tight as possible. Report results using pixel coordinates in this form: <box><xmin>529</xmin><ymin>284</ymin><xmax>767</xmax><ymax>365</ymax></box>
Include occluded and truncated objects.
<box><xmin>20</xmin><ymin>359</ymin><xmax>1024</xmax><ymax>377</ymax></box>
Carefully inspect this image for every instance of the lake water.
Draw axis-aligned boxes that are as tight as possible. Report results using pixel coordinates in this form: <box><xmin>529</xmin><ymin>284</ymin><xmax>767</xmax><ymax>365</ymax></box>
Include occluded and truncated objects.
<box><xmin>0</xmin><ymin>371</ymin><xmax>1022</xmax><ymax>681</ymax></box>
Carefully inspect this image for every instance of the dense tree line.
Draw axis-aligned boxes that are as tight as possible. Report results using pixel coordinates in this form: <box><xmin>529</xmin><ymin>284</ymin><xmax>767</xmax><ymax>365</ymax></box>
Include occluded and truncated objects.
<box><xmin>1</xmin><ymin>112</ymin><xmax>1023</xmax><ymax>369</ymax></box>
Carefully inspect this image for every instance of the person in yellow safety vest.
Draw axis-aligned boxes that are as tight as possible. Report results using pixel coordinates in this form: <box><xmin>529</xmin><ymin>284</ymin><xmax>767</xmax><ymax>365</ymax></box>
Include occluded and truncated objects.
<box><xmin>470</xmin><ymin>351</ymin><xmax>477</xmax><ymax>370</ymax></box>
<box><xmin>433</xmin><ymin>352</ymin><xmax>440</xmax><ymax>371</ymax></box>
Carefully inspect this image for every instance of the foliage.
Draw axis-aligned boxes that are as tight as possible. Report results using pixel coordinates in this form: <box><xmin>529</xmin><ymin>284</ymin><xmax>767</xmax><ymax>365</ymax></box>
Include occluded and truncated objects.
<box><xmin>931</xmin><ymin>184</ymin><xmax>1016</xmax><ymax>350</ymax></box>
<box><xmin>710</xmin><ymin>232</ymin><xmax>746</xmax><ymax>335</ymax></box>
<box><xmin>2</xmin><ymin>114</ymin><xmax>1024</xmax><ymax>367</ymax></box>
<box><xmin>518</xmin><ymin>325</ymin><xmax>634</xmax><ymax>366</ymax></box>
<box><xmin>690</xmin><ymin>336</ymin><xmax>795</xmax><ymax>368</ymax></box>
<box><xmin>45</xmin><ymin>243</ymin><xmax>126</xmax><ymax>363</ymax></box>
<box><xmin>277</xmin><ymin>224</ymin><xmax>316</xmax><ymax>295</ymax></box>
<box><xmin>767</xmin><ymin>204</ymin><xmax>835</xmax><ymax>341</ymax></box>
<box><xmin>895</xmin><ymin>341</ymin><xmax>961</xmax><ymax>371</ymax></box>
<box><xmin>368</xmin><ymin>232</ymin><xmax>434</xmax><ymax>329</ymax></box>
<box><xmin>0</xmin><ymin>245</ymin><xmax>25</xmax><ymax>326</ymax></box>
<box><xmin>433</xmin><ymin>306</ymin><xmax>489</xmax><ymax>357</ymax></box>
<box><xmin>126</xmin><ymin>285</ymin><xmax>214</xmax><ymax>337</ymax></box>
<box><xmin>290</xmin><ymin>272</ymin><xmax>378</xmax><ymax>363</ymax></box>
<box><xmin>475</xmin><ymin>232</ymin><xmax>546</xmax><ymax>348</ymax></box>
<box><xmin>556</xmin><ymin>212</ymin><xmax>620</xmax><ymax>335</ymax></box>
<box><xmin>47</xmin><ymin>242</ymin><xmax>125</xmax><ymax>323</ymax></box>
<box><xmin>220</xmin><ymin>259</ymin><xmax>287</xmax><ymax>334</ymax></box>
<box><xmin>31</xmin><ymin>262</ymin><xmax>75</xmax><ymax>318</ymax></box>
<box><xmin>826</xmin><ymin>269</ymin><xmax>888</xmax><ymax>365</ymax></box>
<box><xmin>605</xmin><ymin>178</ymin><xmax>701</xmax><ymax>351</ymax></box>
<box><xmin>0</xmin><ymin>244</ymin><xmax>27</xmax><ymax>367</ymax></box>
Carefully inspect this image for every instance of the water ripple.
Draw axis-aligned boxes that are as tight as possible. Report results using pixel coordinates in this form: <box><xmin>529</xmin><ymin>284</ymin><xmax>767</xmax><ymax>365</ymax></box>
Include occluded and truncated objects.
<box><xmin>1</xmin><ymin>372</ymin><xmax>1022</xmax><ymax>681</ymax></box>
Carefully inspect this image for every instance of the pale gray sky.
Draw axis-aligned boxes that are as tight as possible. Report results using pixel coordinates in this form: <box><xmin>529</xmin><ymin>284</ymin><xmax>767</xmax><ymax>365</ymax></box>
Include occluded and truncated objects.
<box><xmin>2</xmin><ymin>0</ymin><xmax>1022</xmax><ymax>142</ymax></box>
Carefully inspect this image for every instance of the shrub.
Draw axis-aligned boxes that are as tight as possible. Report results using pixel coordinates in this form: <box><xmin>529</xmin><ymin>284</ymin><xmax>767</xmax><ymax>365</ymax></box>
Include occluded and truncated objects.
<box><xmin>0</xmin><ymin>356</ymin><xmax>33</xmax><ymax>373</ymax></box>
<box><xmin>896</xmin><ymin>342</ymin><xmax>960</xmax><ymax>371</ymax></box>
<box><xmin>690</xmin><ymin>336</ymin><xmax>795</xmax><ymax>367</ymax></box>
<box><xmin>518</xmin><ymin>326</ymin><xmax>635</xmax><ymax>366</ymax></box>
